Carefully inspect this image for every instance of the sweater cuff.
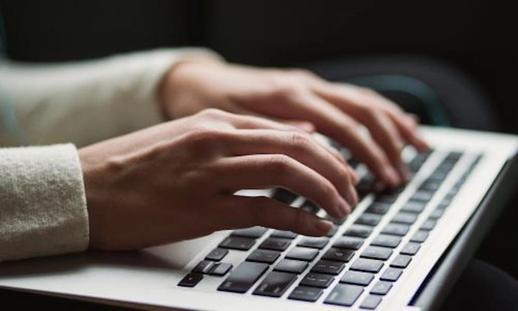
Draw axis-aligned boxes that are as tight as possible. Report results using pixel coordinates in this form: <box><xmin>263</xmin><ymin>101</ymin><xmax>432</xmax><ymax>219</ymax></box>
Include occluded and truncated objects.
<box><xmin>0</xmin><ymin>144</ymin><xmax>89</xmax><ymax>261</ymax></box>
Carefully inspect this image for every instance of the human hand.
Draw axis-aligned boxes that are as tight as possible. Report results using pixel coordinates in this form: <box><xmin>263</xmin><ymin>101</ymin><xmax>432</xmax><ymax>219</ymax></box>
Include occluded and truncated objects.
<box><xmin>79</xmin><ymin>109</ymin><xmax>358</xmax><ymax>250</ymax></box>
<box><xmin>160</xmin><ymin>62</ymin><xmax>428</xmax><ymax>187</ymax></box>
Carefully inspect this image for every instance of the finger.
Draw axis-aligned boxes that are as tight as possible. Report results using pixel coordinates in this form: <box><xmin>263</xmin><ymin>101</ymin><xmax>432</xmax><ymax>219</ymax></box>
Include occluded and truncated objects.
<box><xmin>222</xmin><ymin>129</ymin><xmax>357</xmax><ymax>205</ymax></box>
<box><xmin>218</xmin><ymin>195</ymin><xmax>334</xmax><ymax>236</ymax></box>
<box><xmin>283</xmin><ymin>120</ymin><xmax>316</xmax><ymax>133</ymax></box>
<box><xmin>212</xmin><ymin>154</ymin><xmax>350</xmax><ymax>218</ymax></box>
<box><xmin>268</xmin><ymin>91</ymin><xmax>401</xmax><ymax>187</ymax></box>
<box><xmin>385</xmin><ymin>110</ymin><xmax>429</xmax><ymax>152</ymax></box>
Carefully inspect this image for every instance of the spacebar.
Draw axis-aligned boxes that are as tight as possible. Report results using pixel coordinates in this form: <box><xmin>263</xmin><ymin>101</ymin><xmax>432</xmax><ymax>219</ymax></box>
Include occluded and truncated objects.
<box><xmin>218</xmin><ymin>261</ymin><xmax>269</xmax><ymax>293</ymax></box>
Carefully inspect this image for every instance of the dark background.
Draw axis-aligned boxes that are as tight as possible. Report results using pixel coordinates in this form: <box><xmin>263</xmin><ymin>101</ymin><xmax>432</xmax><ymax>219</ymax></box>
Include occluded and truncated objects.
<box><xmin>1</xmin><ymin>0</ymin><xmax>517</xmax><ymax>133</ymax></box>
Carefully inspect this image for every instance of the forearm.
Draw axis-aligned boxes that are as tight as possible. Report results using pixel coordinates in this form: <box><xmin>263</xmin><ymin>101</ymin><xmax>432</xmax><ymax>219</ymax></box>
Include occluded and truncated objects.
<box><xmin>0</xmin><ymin>48</ymin><xmax>222</xmax><ymax>147</ymax></box>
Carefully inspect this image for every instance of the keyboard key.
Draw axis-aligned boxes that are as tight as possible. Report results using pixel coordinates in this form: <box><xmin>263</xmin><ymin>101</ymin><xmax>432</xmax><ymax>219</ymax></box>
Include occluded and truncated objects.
<box><xmin>400</xmin><ymin>242</ymin><xmax>421</xmax><ymax>256</ymax></box>
<box><xmin>311</xmin><ymin>259</ymin><xmax>345</xmax><ymax>275</ymax></box>
<box><xmin>380</xmin><ymin>267</ymin><xmax>403</xmax><ymax>281</ymax></box>
<box><xmin>205</xmin><ymin>248</ymin><xmax>229</xmax><ymax>261</ymax></box>
<box><xmin>375</xmin><ymin>193</ymin><xmax>399</xmax><ymax>204</ymax></box>
<box><xmin>193</xmin><ymin>260</ymin><xmax>215</xmax><ymax>274</ymax></box>
<box><xmin>253</xmin><ymin>271</ymin><xmax>297</xmax><ymax>297</ymax></box>
<box><xmin>429</xmin><ymin>208</ymin><xmax>445</xmax><ymax>219</ymax></box>
<box><xmin>270</xmin><ymin>230</ymin><xmax>297</xmax><ymax>239</ymax></box>
<box><xmin>297</xmin><ymin>237</ymin><xmax>329</xmax><ymax>249</ymax></box>
<box><xmin>218</xmin><ymin>262</ymin><xmax>269</xmax><ymax>293</ymax></box>
<box><xmin>300</xmin><ymin>272</ymin><xmax>335</xmax><ymax>288</ymax></box>
<box><xmin>411</xmin><ymin>230</ymin><xmax>429</xmax><ymax>243</ymax></box>
<box><xmin>246</xmin><ymin>249</ymin><xmax>280</xmax><ymax>264</ymax></box>
<box><xmin>361</xmin><ymin>246</ymin><xmax>393</xmax><ymax>261</ymax></box>
<box><xmin>301</xmin><ymin>200</ymin><xmax>320</xmax><ymax>214</ymax></box>
<box><xmin>360</xmin><ymin>295</ymin><xmax>382</xmax><ymax>309</ymax></box>
<box><xmin>219</xmin><ymin>236</ymin><xmax>256</xmax><ymax>251</ymax></box>
<box><xmin>344</xmin><ymin>225</ymin><xmax>373</xmax><ymax>238</ymax></box>
<box><xmin>370</xmin><ymin>281</ymin><xmax>393</xmax><ymax>295</ymax></box>
<box><xmin>333</xmin><ymin>236</ymin><xmax>365</xmax><ymax>250</ymax></box>
<box><xmin>178</xmin><ymin>273</ymin><xmax>203</xmax><ymax>287</ymax></box>
<box><xmin>401</xmin><ymin>201</ymin><xmax>426</xmax><ymax>214</ymax></box>
<box><xmin>365</xmin><ymin>202</ymin><xmax>391</xmax><ymax>215</ymax></box>
<box><xmin>410</xmin><ymin>190</ymin><xmax>434</xmax><ymax>203</ymax></box>
<box><xmin>419</xmin><ymin>180</ymin><xmax>442</xmax><ymax>192</ymax></box>
<box><xmin>392</xmin><ymin>212</ymin><xmax>418</xmax><ymax>224</ymax></box>
<box><xmin>288</xmin><ymin>286</ymin><xmax>323</xmax><ymax>302</ymax></box>
<box><xmin>272</xmin><ymin>188</ymin><xmax>298</xmax><ymax>204</ymax></box>
<box><xmin>322</xmin><ymin>248</ymin><xmax>355</xmax><ymax>262</ymax></box>
<box><xmin>391</xmin><ymin>255</ymin><xmax>412</xmax><ymax>268</ymax></box>
<box><xmin>324</xmin><ymin>284</ymin><xmax>364</xmax><ymax>307</ymax></box>
<box><xmin>286</xmin><ymin>247</ymin><xmax>319</xmax><ymax>261</ymax></box>
<box><xmin>274</xmin><ymin>259</ymin><xmax>308</xmax><ymax>274</ymax></box>
<box><xmin>260</xmin><ymin>237</ymin><xmax>291</xmax><ymax>251</ymax></box>
<box><xmin>231</xmin><ymin>226</ymin><xmax>268</xmax><ymax>238</ymax></box>
<box><xmin>350</xmin><ymin>258</ymin><xmax>384</xmax><ymax>273</ymax></box>
<box><xmin>381</xmin><ymin>223</ymin><xmax>410</xmax><ymax>236</ymax></box>
<box><xmin>210</xmin><ymin>263</ymin><xmax>233</xmax><ymax>276</ymax></box>
<box><xmin>420</xmin><ymin>219</ymin><xmax>437</xmax><ymax>231</ymax></box>
<box><xmin>340</xmin><ymin>270</ymin><xmax>374</xmax><ymax>286</ymax></box>
<box><xmin>371</xmin><ymin>234</ymin><xmax>402</xmax><ymax>248</ymax></box>
<box><xmin>355</xmin><ymin>213</ymin><xmax>382</xmax><ymax>226</ymax></box>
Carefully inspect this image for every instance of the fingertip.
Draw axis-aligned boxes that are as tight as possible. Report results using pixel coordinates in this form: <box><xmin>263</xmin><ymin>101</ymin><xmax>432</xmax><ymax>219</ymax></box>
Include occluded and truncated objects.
<box><xmin>313</xmin><ymin>218</ymin><xmax>334</xmax><ymax>235</ymax></box>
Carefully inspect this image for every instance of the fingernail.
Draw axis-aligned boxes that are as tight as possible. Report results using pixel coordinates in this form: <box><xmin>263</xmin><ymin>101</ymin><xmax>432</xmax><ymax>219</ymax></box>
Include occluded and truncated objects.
<box><xmin>337</xmin><ymin>199</ymin><xmax>350</xmax><ymax>217</ymax></box>
<box><xmin>349</xmin><ymin>185</ymin><xmax>359</xmax><ymax>205</ymax></box>
<box><xmin>384</xmin><ymin>167</ymin><xmax>401</xmax><ymax>186</ymax></box>
<box><xmin>314</xmin><ymin>219</ymin><xmax>333</xmax><ymax>235</ymax></box>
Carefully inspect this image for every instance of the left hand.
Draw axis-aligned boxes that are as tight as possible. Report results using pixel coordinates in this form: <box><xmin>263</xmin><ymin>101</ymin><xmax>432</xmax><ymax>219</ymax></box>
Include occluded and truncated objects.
<box><xmin>159</xmin><ymin>61</ymin><xmax>428</xmax><ymax>187</ymax></box>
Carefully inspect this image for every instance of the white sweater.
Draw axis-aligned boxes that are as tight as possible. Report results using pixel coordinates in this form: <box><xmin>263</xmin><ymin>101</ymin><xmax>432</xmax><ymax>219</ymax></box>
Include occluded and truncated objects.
<box><xmin>0</xmin><ymin>48</ymin><xmax>220</xmax><ymax>261</ymax></box>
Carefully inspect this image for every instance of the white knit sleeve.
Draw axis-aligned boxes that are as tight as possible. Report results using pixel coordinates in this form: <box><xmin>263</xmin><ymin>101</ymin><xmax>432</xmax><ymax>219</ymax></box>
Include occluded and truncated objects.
<box><xmin>0</xmin><ymin>144</ymin><xmax>88</xmax><ymax>261</ymax></box>
<box><xmin>0</xmin><ymin>48</ymin><xmax>222</xmax><ymax>147</ymax></box>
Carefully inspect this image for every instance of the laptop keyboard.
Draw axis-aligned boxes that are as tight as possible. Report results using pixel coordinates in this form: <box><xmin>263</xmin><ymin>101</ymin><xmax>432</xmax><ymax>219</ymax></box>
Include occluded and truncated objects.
<box><xmin>178</xmin><ymin>149</ymin><xmax>483</xmax><ymax>309</ymax></box>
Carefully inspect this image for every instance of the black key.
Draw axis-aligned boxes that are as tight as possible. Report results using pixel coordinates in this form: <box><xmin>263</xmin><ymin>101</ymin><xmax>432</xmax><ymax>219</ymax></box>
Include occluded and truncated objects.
<box><xmin>370</xmin><ymin>281</ymin><xmax>393</xmax><ymax>295</ymax></box>
<box><xmin>371</xmin><ymin>234</ymin><xmax>402</xmax><ymax>248</ymax></box>
<box><xmin>231</xmin><ymin>226</ymin><xmax>267</xmax><ymax>238</ymax></box>
<box><xmin>219</xmin><ymin>236</ymin><xmax>256</xmax><ymax>251</ymax></box>
<box><xmin>246</xmin><ymin>249</ymin><xmax>280</xmax><ymax>264</ymax></box>
<box><xmin>324</xmin><ymin>284</ymin><xmax>364</xmax><ymax>307</ymax></box>
<box><xmin>300</xmin><ymin>272</ymin><xmax>334</xmax><ymax>288</ymax></box>
<box><xmin>365</xmin><ymin>202</ymin><xmax>391</xmax><ymax>215</ymax></box>
<box><xmin>260</xmin><ymin>237</ymin><xmax>291</xmax><ymax>251</ymax></box>
<box><xmin>380</xmin><ymin>267</ymin><xmax>403</xmax><ymax>282</ymax></box>
<box><xmin>411</xmin><ymin>230</ymin><xmax>429</xmax><ymax>243</ymax></box>
<box><xmin>340</xmin><ymin>270</ymin><xmax>374</xmax><ymax>286</ymax></box>
<box><xmin>274</xmin><ymin>259</ymin><xmax>308</xmax><ymax>274</ymax></box>
<box><xmin>401</xmin><ymin>201</ymin><xmax>426</xmax><ymax>214</ymax></box>
<box><xmin>288</xmin><ymin>286</ymin><xmax>323</xmax><ymax>302</ymax></box>
<box><xmin>270</xmin><ymin>230</ymin><xmax>297</xmax><ymax>239</ymax></box>
<box><xmin>410</xmin><ymin>190</ymin><xmax>434</xmax><ymax>203</ymax></box>
<box><xmin>375</xmin><ymin>193</ymin><xmax>399</xmax><ymax>204</ymax></box>
<box><xmin>272</xmin><ymin>188</ymin><xmax>298</xmax><ymax>204</ymax></box>
<box><xmin>350</xmin><ymin>258</ymin><xmax>384</xmax><ymax>273</ymax></box>
<box><xmin>420</xmin><ymin>219</ymin><xmax>437</xmax><ymax>231</ymax></box>
<box><xmin>323</xmin><ymin>248</ymin><xmax>355</xmax><ymax>262</ymax></box>
<box><xmin>344</xmin><ymin>225</ymin><xmax>373</xmax><ymax>238</ymax></box>
<box><xmin>326</xmin><ymin>225</ymin><xmax>339</xmax><ymax>237</ymax></box>
<box><xmin>297</xmin><ymin>237</ymin><xmax>329</xmax><ymax>249</ymax></box>
<box><xmin>392</xmin><ymin>212</ymin><xmax>418</xmax><ymax>224</ymax></box>
<box><xmin>361</xmin><ymin>246</ymin><xmax>393</xmax><ymax>261</ymax></box>
<box><xmin>301</xmin><ymin>200</ymin><xmax>320</xmax><ymax>214</ymax></box>
<box><xmin>253</xmin><ymin>271</ymin><xmax>297</xmax><ymax>297</ymax></box>
<box><xmin>311</xmin><ymin>259</ymin><xmax>345</xmax><ymax>275</ymax></box>
<box><xmin>419</xmin><ymin>180</ymin><xmax>442</xmax><ymax>192</ymax></box>
<box><xmin>333</xmin><ymin>236</ymin><xmax>365</xmax><ymax>250</ymax></box>
<box><xmin>428</xmin><ymin>170</ymin><xmax>449</xmax><ymax>182</ymax></box>
<box><xmin>400</xmin><ymin>242</ymin><xmax>421</xmax><ymax>256</ymax></box>
<box><xmin>210</xmin><ymin>263</ymin><xmax>233</xmax><ymax>276</ymax></box>
<box><xmin>381</xmin><ymin>223</ymin><xmax>410</xmax><ymax>236</ymax></box>
<box><xmin>391</xmin><ymin>255</ymin><xmax>412</xmax><ymax>268</ymax></box>
<box><xmin>355</xmin><ymin>213</ymin><xmax>382</xmax><ymax>226</ymax></box>
<box><xmin>205</xmin><ymin>248</ymin><xmax>229</xmax><ymax>261</ymax></box>
<box><xmin>178</xmin><ymin>273</ymin><xmax>203</xmax><ymax>287</ymax></box>
<box><xmin>429</xmin><ymin>208</ymin><xmax>445</xmax><ymax>219</ymax></box>
<box><xmin>218</xmin><ymin>262</ymin><xmax>269</xmax><ymax>293</ymax></box>
<box><xmin>193</xmin><ymin>260</ymin><xmax>215</xmax><ymax>274</ymax></box>
<box><xmin>286</xmin><ymin>247</ymin><xmax>319</xmax><ymax>262</ymax></box>
<box><xmin>360</xmin><ymin>295</ymin><xmax>382</xmax><ymax>309</ymax></box>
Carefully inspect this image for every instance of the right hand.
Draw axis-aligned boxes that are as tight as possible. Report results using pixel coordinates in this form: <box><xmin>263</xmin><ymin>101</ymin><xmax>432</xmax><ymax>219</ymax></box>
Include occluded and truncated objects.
<box><xmin>79</xmin><ymin>109</ymin><xmax>358</xmax><ymax>251</ymax></box>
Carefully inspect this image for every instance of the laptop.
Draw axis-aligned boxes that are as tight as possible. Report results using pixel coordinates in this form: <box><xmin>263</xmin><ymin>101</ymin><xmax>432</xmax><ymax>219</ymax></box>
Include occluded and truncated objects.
<box><xmin>0</xmin><ymin>126</ymin><xmax>517</xmax><ymax>310</ymax></box>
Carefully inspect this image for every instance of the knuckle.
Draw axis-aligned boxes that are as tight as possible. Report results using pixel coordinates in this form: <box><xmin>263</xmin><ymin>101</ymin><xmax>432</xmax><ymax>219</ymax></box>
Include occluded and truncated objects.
<box><xmin>198</xmin><ymin>108</ymin><xmax>227</xmax><ymax>119</ymax></box>
<box><xmin>268</xmin><ymin>154</ymin><xmax>295</xmax><ymax>175</ymax></box>
<box><xmin>185</xmin><ymin>128</ymin><xmax>227</xmax><ymax>154</ymax></box>
<box><xmin>271</xmin><ymin>82</ymin><xmax>303</xmax><ymax>101</ymax></box>
<box><xmin>288</xmin><ymin>131</ymin><xmax>312</xmax><ymax>150</ymax></box>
